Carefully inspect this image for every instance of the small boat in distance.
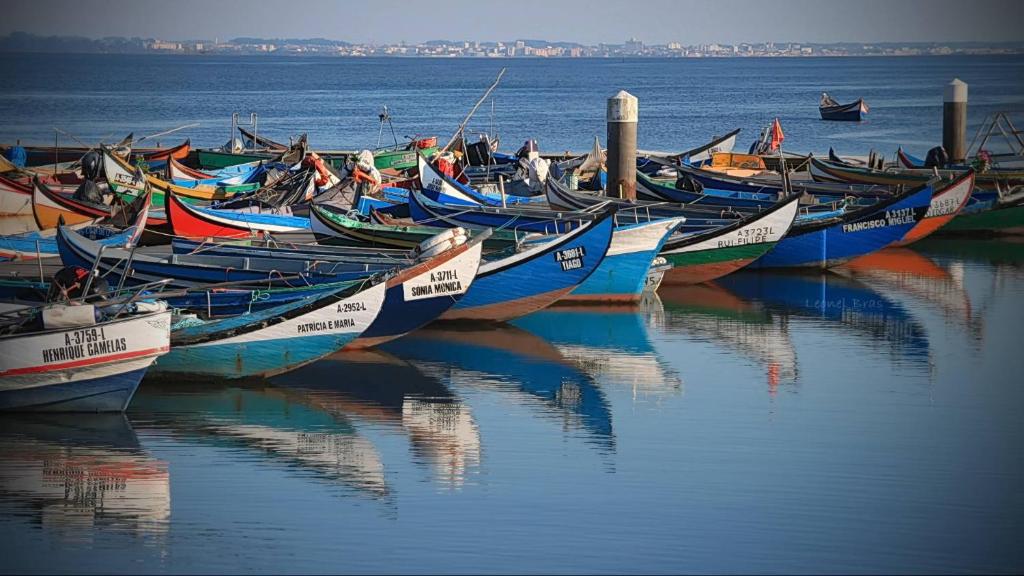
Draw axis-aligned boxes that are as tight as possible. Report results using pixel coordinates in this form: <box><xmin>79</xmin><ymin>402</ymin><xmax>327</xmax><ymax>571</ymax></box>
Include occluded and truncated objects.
<box><xmin>819</xmin><ymin>93</ymin><xmax>868</xmax><ymax>122</ymax></box>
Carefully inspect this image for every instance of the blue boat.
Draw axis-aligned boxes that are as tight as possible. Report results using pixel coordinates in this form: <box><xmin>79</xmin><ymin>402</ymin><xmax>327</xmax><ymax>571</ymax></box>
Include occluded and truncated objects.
<box><xmin>410</xmin><ymin>187</ymin><xmax>595</xmax><ymax>234</ymax></box>
<box><xmin>0</xmin><ymin>221</ymin><xmax>143</xmax><ymax>261</ymax></box>
<box><xmin>169</xmin><ymin>232</ymin><xmax>490</xmax><ymax>348</ymax></box>
<box><xmin>748</xmin><ymin>182</ymin><xmax>933</xmax><ymax>269</ymax></box>
<box><xmin>57</xmin><ymin>225</ymin><xmax>382</xmax><ymax>288</ymax></box>
<box><xmin>560</xmin><ymin>217</ymin><xmax>684</xmax><ymax>303</ymax></box>
<box><xmin>152</xmin><ymin>279</ymin><xmax>388</xmax><ymax>379</ymax></box>
<box><xmin>642</xmin><ymin>159</ymin><xmax>891</xmax><ymax>199</ymax></box>
<box><xmin>418</xmin><ymin>153</ymin><xmax>544</xmax><ymax>206</ymax></box>
<box><xmin>442</xmin><ymin>208</ymin><xmax>616</xmax><ymax>321</ymax></box>
<box><xmin>637</xmin><ymin>170</ymin><xmax>784</xmax><ymax>210</ymax></box>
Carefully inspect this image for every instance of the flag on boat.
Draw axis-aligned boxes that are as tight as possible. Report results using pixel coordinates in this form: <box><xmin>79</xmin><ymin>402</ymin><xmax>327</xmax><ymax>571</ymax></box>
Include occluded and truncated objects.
<box><xmin>770</xmin><ymin>118</ymin><xmax>785</xmax><ymax>151</ymax></box>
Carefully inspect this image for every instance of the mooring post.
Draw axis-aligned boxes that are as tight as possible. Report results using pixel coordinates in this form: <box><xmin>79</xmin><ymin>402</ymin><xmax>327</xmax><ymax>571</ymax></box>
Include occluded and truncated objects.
<box><xmin>943</xmin><ymin>78</ymin><xmax>968</xmax><ymax>163</ymax></box>
<box><xmin>607</xmin><ymin>90</ymin><xmax>638</xmax><ymax>200</ymax></box>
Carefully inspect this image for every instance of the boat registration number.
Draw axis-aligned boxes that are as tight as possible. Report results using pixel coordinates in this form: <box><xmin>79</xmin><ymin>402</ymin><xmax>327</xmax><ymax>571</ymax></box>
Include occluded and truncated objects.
<box><xmin>554</xmin><ymin>246</ymin><xmax>586</xmax><ymax>271</ymax></box>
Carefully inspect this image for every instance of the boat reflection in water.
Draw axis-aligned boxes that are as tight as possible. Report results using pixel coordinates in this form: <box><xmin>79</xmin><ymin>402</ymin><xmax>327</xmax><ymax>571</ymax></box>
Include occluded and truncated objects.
<box><xmin>130</xmin><ymin>382</ymin><xmax>388</xmax><ymax>498</ymax></box>
<box><xmin>512</xmin><ymin>305</ymin><xmax>682</xmax><ymax>399</ymax></box>
<box><xmin>270</xmin><ymin>349</ymin><xmax>481</xmax><ymax>488</ymax></box>
<box><xmin>717</xmin><ymin>270</ymin><xmax>930</xmax><ymax>366</ymax></box>
<box><xmin>0</xmin><ymin>415</ymin><xmax>170</xmax><ymax>536</ymax></box>
<box><xmin>841</xmin><ymin>248</ymin><xmax>977</xmax><ymax>334</ymax></box>
<box><xmin>656</xmin><ymin>283</ymin><xmax>799</xmax><ymax>391</ymax></box>
<box><xmin>382</xmin><ymin>324</ymin><xmax>615</xmax><ymax>450</ymax></box>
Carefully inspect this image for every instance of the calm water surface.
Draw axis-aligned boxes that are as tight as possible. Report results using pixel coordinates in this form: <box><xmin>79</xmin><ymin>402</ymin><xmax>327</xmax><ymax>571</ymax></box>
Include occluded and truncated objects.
<box><xmin>1</xmin><ymin>54</ymin><xmax>1024</xmax><ymax>155</ymax></box>
<box><xmin>1</xmin><ymin>239</ymin><xmax>1022</xmax><ymax>574</ymax></box>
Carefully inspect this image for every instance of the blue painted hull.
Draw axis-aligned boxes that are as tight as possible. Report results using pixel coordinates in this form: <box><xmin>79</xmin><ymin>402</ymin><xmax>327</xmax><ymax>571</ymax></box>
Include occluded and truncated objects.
<box><xmin>749</xmin><ymin>184</ymin><xmax>932</xmax><ymax>269</ymax></box>
<box><xmin>410</xmin><ymin>189</ymin><xmax>584</xmax><ymax>234</ymax></box>
<box><xmin>152</xmin><ymin>332</ymin><xmax>360</xmax><ymax>379</ymax></box>
<box><xmin>565</xmin><ymin>220</ymin><xmax>681</xmax><ymax>302</ymax></box>
<box><xmin>567</xmin><ymin>247</ymin><xmax>659</xmax><ymax>301</ymax></box>
<box><xmin>1</xmin><ymin>226</ymin><xmax>136</xmax><ymax>259</ymax></box>
<box><xmin>353</xmin><ymin>279</ymin><xmax>463</xmax><ymax>346</ymax></box>
<box><xmin>638</xmin><ymin>174</ymin><xmax>781</xmax><ymax>210</ymax></box>
<box><xmin>445</xmin><ymin>212</ymin><xmax>615</xmax><ymax>320</ymax></box>
<box><xmin>0</xmin><ymin>367</ymin><xmax>148</xmax><ymax>412</ymax></box>
<box><xmin>56</xmin><ymin>227</ymin><xmax>372</xmax><ymax>288</ymax></box>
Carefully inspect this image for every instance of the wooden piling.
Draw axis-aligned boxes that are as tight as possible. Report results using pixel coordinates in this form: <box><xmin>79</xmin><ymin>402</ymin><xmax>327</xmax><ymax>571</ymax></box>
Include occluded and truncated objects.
<box><xmin>607</xmin><ymin>90</ymin><xmax>638</xmax><ymax>200</ymax></box>
<box><xmin>943</xmin><ymin>78</ymin><xmax>968</xmax><ymax>163</ymax></box>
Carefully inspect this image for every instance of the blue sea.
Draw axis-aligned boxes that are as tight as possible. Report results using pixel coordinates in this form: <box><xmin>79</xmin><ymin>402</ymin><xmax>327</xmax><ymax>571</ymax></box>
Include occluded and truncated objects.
<box><xmin>1</xmin><ymin>54</ymin><xmax>1023</xmax><ymax>156</ymax></box>
<box><xmin>1</xmin><ymin>55</ymin><xmax>1023</xmax><ymax>574</ymax></box>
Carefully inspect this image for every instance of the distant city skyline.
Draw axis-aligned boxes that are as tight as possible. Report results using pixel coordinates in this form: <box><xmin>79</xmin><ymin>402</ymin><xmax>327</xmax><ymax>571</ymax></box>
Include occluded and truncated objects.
<box><xmin>3</xmin><ymin>0</ymin><xmax>1023</xmax><ymax>46</ymax></box>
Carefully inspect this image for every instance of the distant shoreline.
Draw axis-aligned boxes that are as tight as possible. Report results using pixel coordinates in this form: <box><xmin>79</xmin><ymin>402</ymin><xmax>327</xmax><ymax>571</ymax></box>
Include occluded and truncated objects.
<box><xmin>2</xmin><ymin>52</ymin><xmax>1022</xmax><ymax>59</ymax></box>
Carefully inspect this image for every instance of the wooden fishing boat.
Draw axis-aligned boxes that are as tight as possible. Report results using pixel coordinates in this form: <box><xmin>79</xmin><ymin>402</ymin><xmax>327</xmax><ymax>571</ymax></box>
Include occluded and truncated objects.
<box><xmin>662</xmin><ymin>128</ymin><xmax>742</xmax><ymax>164</ymax></box>
<box><xmin>559</xmin><ymin>217</ymin><xmax>685</xmax><ymax>303</ymax></box>
<box><xmin>31</xmin><ymin>178</ymin><xmax>105</xmax><ymax>230</ymax></box>
<box><xmin>137</xmin><ymin>139</ymin><xmax>191</xmax><ymax>163</ymax></box>
<box><xmin>644</xmin><ymin>158</ymin><xmax>890</xmax><ymax>199</ymax></box>
<box><xmin>0</xmin><ymin>305</ymin><xmax>171</xmax><ymax>411</ymax></box>
<box><xmin>310</xmin><ymin>204</ymin><xmax>521</xmax><ymax>250</ymax></box>
<box><xmin>374</xmin><ymin>138</ymin><xmax>439</xmax><ymax>171</ymax></box>
<box><xmin>56</xmin><ymin>225</ymin><xmax>376</xmax><ymax>288</ymax></box>
<box><xmin>440</xmin><ymin>209</ymin><xmax>615</xmax><ymax>321</ymax></box>
<box><xmin>410</xmin><ymin>188</ymin><xmax>598</xmax><ymax>234</ymax></box>
<box><xmin>0</xmin><ymin>174</ymin><xmax>32</xmax><ymax>216</ymax></box>
<box><xmin>169</xmin><ymin>230</ymin><xmax>491</xmax><ymax>349</ymax></box>
<box><xmin>819</xmin><ymin>94</ymin><xmax>868</xmax><ymax>121</ymax></box>
<box><xmin>891</xmin><ymin>169</ymin><xmax>975</xmax><ymax>246</ymax></box>
<box><xmin>2</xmin><ymin>192</ymin><xmax>149</xmax><ymax>260</ymax></box>
<box><xmin>810</xmin><ymin>156</ymin><xmax>1024</xmax><ymax>188</ymax></box>
<box><xmin>152</xmin><ymin>279</ymin><xmax>387</xmax><ymax>379</ymax></box>
<box><xmin>164</xmin><ymin>190</ymin><xmax>309</xmax><ymax>239</ymax></box>
<box><xmin>940</xmin><ymin>196</ymin><xmax>1024</xmax><ymax>234</ymax></box>
<box><xmin>102</xmin><ymin>146</ymin><xmax>250</xmax><ymax>205</ymax></box>
<box><xmin>5</xmin><ymin>138</ymin><xmax>188</xmax><ymax>168</ymax></box>
<box><xmin>748</xmin><ymin>182</ymin><xmax>933</xmax><ymax>269</ymax></box>
<box><xmin>238</xmin><ymin>126</ymin><xmax>288</xmax><ymax>151</ymax></box>
<box><xmin>167</xmin><ymin>155</ymin><xmax>217</xmax><ymax>181</ymax></box>
<box><xmin>417</xmin><ymin>154</ymin><xmax>542</xmax><ymax>206</ymax></box>
<box><xmin>658</xmin><ymin>194</ymin><xmax>802</xmax><ymax>284</ymax></box>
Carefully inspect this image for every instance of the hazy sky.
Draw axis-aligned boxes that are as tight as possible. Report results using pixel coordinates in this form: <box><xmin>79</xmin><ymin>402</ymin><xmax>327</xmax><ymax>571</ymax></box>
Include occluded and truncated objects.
<box><xmin>4</xmin><ymin>0</ymin><xmax>1023</xmax><ymax>45</ymax></box>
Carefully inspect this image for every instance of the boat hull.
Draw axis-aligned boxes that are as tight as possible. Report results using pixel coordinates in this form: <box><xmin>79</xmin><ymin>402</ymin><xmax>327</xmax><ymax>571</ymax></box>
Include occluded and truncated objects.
<box><xmin>0</xmin><ymin>176</ymin><xmax>31</xmax><ymax>216</ymax></box>
<box><xmin>891</xmin><ymin>170</ymin><xmax>975</xmax><ymax>247</ymax></box>
<box><xmin>442</xmin><ymin>211</ymin><xmax>615</xmax><ymax>322</ymax></box>
<box><xmin>0</xmin><ymin>366</ymin><xmax>149</xmax><ymax>412</ymax></box>
<box><xmin>346</xmin><ymin>239</ymin><xmax>484</xmax><ymax>349</ymax></box>
<box><xmin>560</xmin><ymin>218</ymin><xmax>684</xmax><ymax>303</ymax></box>
<box><xmin>660</xmin><ymin>194</ymin><xmax>801</xmax><ymax>284</ymax></box>
<box><xmin>155</xmin><ymin>282</ymin><xmax>387</xmax><ymax>379</ymax></box>
<box><xmin>942</xmin><ymin>202</ymin><xmax>1024</xmax><ymax>234</ymax></box>
<box><xmin>0</xmin><ymin>311</ymin><xmax>171</xmax><ymax>412</ymax></box>
<box><xmin>749</xmin><ymin>185</ymin><xmax>932</xmax><ymax>269</ymax></box>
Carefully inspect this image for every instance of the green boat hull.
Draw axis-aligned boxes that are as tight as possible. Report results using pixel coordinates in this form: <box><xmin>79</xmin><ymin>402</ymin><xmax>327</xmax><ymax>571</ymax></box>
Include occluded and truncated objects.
<box><xmin>943</xmin><ymin>203</ymin><xmax>1024</xmax><ymax>233</ymax></box>
<box><xmin>373</xmin><ymin>147</ymin><xmax>437</xmax><ymax>171</ymax></box>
